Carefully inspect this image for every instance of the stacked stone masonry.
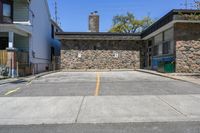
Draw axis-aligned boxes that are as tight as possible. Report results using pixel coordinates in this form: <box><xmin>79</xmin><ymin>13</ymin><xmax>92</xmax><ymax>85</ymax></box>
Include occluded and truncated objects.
<box><xmin>175</xmin><ymin>23</ymin><xmax>200</xmax><ymax>73</ymax></box>
<box><xmin>176</xmin><ymin>41</ymin><xmax>200</xmax><ymax>73</ymax></box>
<box><xmin>61</xmin><ymin>40</ymin><xmax>142</xmax><ymax>69</ymax></box>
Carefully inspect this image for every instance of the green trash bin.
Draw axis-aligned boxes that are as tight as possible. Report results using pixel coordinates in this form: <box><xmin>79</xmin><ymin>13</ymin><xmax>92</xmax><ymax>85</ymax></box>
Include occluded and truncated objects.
<box><xmin>164</xmin><ymin>61</ymin><xmax>175</xmax><ymax>73</ymax></box>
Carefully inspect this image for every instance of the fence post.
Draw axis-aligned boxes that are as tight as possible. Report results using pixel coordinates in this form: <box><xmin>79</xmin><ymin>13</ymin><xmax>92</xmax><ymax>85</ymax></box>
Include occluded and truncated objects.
<box><xmin>32</xmin><ymin>63</ymin><xmax>35</xmax><ymax>76</ymax></box>
<box><xmin>9</xmin><ymin>58</ymin><xmax>12</xmax><ymax>77</ymax></box>
<box><xmin>16</xmin><ymin>61</ymin><xmax>19</xmax><ymax>77</ymax></box>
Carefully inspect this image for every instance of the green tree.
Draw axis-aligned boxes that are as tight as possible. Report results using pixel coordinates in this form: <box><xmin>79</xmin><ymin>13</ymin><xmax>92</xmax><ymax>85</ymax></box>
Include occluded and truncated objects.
<box><xmin>109</xmin><ymin>12</ymin><xmax>154</xmax><ymax>33</ymax></box>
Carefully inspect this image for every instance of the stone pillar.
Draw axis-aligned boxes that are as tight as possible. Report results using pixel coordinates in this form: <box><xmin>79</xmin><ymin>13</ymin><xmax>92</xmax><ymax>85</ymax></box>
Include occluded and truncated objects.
<box><xmin>6</xmin><ymin>32</ymin><xmax>17</xmax><ymax>78</ymax></box>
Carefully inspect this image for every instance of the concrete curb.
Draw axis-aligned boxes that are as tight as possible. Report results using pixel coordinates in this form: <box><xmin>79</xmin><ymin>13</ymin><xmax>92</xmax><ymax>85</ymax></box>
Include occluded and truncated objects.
<box><xmin>136</xmin><ymin>69</ymin><xmax>200</xmax><ymax>85</ymax></box>
<box><xmin>0</xmin><ymin>78</ymin><xmax>19</xmax><ymax>85</ymax></box>
<box><xmin>0</xmin><ymin>70</ymin><xmax>60</xmax><ymax>85</ymax></box>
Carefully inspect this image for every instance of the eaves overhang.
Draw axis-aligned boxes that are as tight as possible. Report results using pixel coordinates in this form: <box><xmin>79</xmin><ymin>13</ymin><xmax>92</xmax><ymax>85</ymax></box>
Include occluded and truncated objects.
<box><xmin>55</xmin><ymin>32</ymin><xmax>141</xmax><ymax>40</ymax></box>
<box><xmin>0</xmin><ymin>24</ymin><xmax>32</xmax><ymax>36</ymax></box>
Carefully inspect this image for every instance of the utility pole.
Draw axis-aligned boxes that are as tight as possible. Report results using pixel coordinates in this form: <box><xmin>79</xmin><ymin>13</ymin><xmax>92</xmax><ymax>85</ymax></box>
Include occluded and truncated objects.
<box><xmin>181</xmin><ymin>0</ymin><xmax>189</xmax><ymax>9</ymax></box>
<box><xmin>185</xmin><ymin>0</ymin><xmax>189</xmax><ymax>9</ymax></box>
<box><xmin>194</xmin><ymin>0</ymin><xmax>200</xmax><ymax>9</ymax></box>
<box><xmin>54</xmin><ymin>0</ymin><xmax>58</xmax><ymax>24</ymax></box>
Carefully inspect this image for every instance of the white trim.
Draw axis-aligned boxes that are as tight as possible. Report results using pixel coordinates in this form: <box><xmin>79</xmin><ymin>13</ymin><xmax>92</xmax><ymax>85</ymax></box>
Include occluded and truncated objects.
<box><xmin>13</xmin><ymin>21</ymin><xmax>32</xmax><ymax>26</ymax></box>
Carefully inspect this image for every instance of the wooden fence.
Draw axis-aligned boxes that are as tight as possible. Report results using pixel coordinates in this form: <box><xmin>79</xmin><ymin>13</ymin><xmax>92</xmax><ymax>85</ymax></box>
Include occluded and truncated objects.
<box><xmin>0</xmin><ymin>50</ymin><xmax>29</xmax><ymax>65</ymax></box>
<box><xmin>16</xmin><ymin>51</ymin><xmax>30</xmax><ymax>76</ymax></box>
<box><xmin>0</xmin><ymin>50</ymin><xmax>31</xmax><ymax>76</ymax></box>
<box><xmin>16</xmin><ymin>51</ymin><xmax>29</xmax><ymax>64</ymax></box>
<box><xmin>0</xmin><ymin>50</ymin><xmax>60</xmax><ymax>77</ymax></box>
<box><xmin>0</xmin><ymin>50</ymin><xmax>8</xmax><ymax>65</ymax></box>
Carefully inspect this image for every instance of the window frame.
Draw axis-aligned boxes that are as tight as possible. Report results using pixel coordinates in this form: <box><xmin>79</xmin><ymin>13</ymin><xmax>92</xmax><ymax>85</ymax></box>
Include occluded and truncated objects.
<box><xmin>3</xmin><ymin>3</ymin><xmax>11</xmax><ymax>17</ymax></box>
<box><xmin>153</xmin><ymin>45</ymin><xmax>159</xmax><ymax>56</ymax></box>
<box><xmin>162</xmin><ymin>41</ymin><xmax>171</xmax><ymax>55</ymax></box>
<box><xmin>0</xmin><ymin>0</ymin><xmax>13</xmax><ymax>23</ymax></box>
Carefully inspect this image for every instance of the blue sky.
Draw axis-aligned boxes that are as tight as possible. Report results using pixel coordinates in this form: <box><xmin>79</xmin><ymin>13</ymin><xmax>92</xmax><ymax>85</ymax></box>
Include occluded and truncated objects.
<box><xmin>48</xmin><ymin>0</ymin><xmax>194</xmax><ymax>32</ymax></box>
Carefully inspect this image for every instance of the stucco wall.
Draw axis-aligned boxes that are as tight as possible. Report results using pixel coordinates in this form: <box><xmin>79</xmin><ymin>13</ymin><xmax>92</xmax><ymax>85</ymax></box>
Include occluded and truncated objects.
<box><xmin>61</xmin><ymin>40</ymin><xmax>142</xmax><ymax>69</ymax></box>
<box><xmin>29</xmin><ymin>0</ymin><xmax>52</xmax><ymax>72</ymax></box>
<box><xmin>175</xmin><ymin>23</ymin><xmax>200</xmax><ymax>73</ymax></box>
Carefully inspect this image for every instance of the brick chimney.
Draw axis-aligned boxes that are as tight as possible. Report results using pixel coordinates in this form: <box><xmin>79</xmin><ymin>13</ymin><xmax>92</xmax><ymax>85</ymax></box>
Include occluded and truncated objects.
<box><xmin>89</xmin><ymin>11</ymin><xmax>99</xmax><ymax>32</ymax></box>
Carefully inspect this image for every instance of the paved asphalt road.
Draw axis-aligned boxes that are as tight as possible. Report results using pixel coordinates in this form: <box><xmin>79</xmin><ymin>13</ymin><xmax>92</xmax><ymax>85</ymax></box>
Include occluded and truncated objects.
<box><xmin>0</xmin><ymin>71</ymin><xmax>199</xmax><ymax>97</ymax></box>
<box><xmin>0</xmin><ymin>71</ymin><xmax>200</xmax><ymax>133</ymax></box>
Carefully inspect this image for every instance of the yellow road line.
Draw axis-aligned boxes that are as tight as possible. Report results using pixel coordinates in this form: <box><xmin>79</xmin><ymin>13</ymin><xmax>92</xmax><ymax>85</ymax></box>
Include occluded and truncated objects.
<box><xmin>94</xmin><ymin>72</ymin><xmax>101</xmax><ymax>96</ymax></box>
<box><xmin>26</xmin><ymin>81</ymin><xmax>32</xmax><ymax>86</ymax></box>
<box><xmin>4</xmin><ymin>88</ymin><xmax>21</xmax><ymax>96</ymax></box>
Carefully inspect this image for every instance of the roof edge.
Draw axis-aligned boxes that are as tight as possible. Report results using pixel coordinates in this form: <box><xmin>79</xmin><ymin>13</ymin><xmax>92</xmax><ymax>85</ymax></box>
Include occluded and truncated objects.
<box><xmin>55</xmin><ymin>32</ymin><xmax>141</xmax><ymax>36</ymax></box>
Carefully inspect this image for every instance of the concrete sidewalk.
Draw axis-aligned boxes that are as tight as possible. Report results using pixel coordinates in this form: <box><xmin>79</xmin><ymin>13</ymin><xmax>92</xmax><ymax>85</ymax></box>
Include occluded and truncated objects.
<box><xmin>137</xmin><ymin>69</ymin><xmax>200</xmax><ymax>85</ymax></box>
<box><xmin>0</xmin><ymin>95</ymin><xmax>200</xmax><ymax>125</ymax></box>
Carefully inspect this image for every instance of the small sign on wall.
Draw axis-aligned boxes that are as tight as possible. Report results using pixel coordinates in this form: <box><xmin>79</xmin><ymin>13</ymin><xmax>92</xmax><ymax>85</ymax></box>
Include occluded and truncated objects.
<box><xmin>113</xmin><ymin>52</ymin><xmax>119</xmax><ymax>58</ymax></box>
<box><xmin>78</xmin><ymin>52</ymin><xmax>82</xmax><ymax>58</ymax></box>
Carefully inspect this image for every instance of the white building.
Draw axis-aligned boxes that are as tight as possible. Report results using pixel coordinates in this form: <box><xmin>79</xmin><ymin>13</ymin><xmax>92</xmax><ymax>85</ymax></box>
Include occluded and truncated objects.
<box><xmin>0</xmin><ymin>0</ymin><xmax>61</xmax><ymax>77</ymax></box>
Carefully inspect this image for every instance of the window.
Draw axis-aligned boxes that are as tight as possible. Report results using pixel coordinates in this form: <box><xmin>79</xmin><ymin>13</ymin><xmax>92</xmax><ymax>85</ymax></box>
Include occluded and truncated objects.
<box><xmin>1</xmin><ymin>0</ymin><xmax>13</xmax><ymax>23</ymax></box>
<box><xmin>163</xmin><ymin>41</ymin><xmax>171</xmax><ymax>55</ymax></box>
<box><xmin>3</xmin><ymin>3</ymin><xmax>11</xmax><ymax>17</ymax></box>
<box><xmin>148</xmin><ymin>40</ymin><xmax>152</xmax><ymax>47</ymax></box>
<box><xmin>153</xmin><ymin>45</ymin><xmax>159</xmax><ymax>56</ymax></box>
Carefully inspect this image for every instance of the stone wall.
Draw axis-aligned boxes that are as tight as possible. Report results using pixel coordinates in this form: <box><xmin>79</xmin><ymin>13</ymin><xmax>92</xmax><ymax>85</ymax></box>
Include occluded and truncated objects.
<box><xmin>61</xmin><ymin>40</ymin><xmax>142</xmax><ymax>69</ymax></box>
<box><xmin>175</xmin><ymin>23</ymin><xmax>200</xmax><ymax>73</ymax></box>
<box><xmin>176</xmin><ymin>41</ymin><xmax>200</xmax><ymax>73</ymax></box>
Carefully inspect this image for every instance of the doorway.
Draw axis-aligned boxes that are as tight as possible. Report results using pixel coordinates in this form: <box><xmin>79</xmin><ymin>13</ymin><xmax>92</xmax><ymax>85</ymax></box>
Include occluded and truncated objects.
<box><xmin>0</xmin><ymin>37</ymin><xmax>8</xmax><ymax>50</ymax></box>
<box><xmin>147</xmin><ymin>40</ymin><xmax>153</xmax><ymax>68</ymax></box>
